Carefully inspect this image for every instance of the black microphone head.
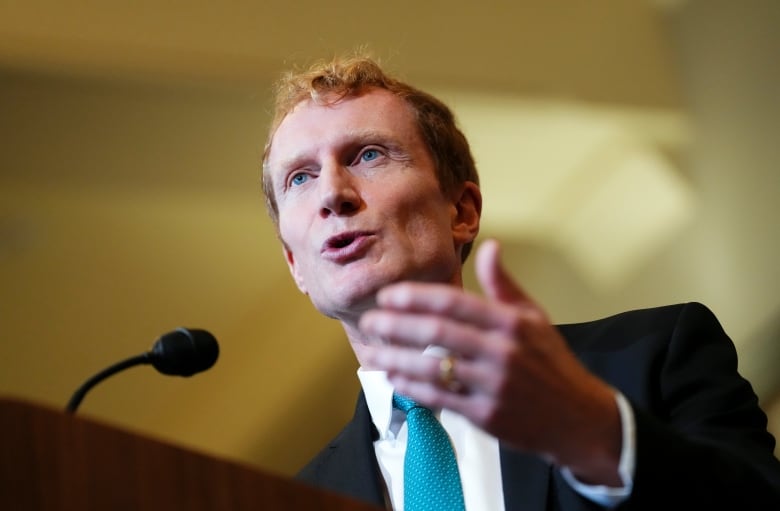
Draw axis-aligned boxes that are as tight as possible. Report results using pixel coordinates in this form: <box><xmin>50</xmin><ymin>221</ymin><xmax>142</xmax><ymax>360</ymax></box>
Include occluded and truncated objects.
<box><xmin>150</xmin><ymin>328</ymin><xmax>219</xmax><ymax>376</ymax></box>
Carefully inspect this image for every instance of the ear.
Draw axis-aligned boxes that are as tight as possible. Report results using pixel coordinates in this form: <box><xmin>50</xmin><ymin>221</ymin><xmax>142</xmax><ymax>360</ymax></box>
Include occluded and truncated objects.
<box><xmin>283</xmin><ymin>245</ymin><xmax>309</xmax><ymax>295</ymax></box>
<box><xmin>451</xmin><ymin>181</ymin><xmax>482</xmax><ymax>247</ymax></box>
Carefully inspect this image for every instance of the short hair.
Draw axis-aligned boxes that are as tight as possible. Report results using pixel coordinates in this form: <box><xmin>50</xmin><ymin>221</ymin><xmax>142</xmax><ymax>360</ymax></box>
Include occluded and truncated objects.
<box><xmin>262</xmin><ymin>53</ymin><xmax>480</xmax><ymax>261</ymax></box>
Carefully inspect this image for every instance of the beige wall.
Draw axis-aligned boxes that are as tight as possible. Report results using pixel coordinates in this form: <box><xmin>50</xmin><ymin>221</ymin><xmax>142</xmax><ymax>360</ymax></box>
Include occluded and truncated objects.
<box><xmin>1</xmin><ymin>0</ymin><xmax>778</xmax><ymax>473</ymax></box>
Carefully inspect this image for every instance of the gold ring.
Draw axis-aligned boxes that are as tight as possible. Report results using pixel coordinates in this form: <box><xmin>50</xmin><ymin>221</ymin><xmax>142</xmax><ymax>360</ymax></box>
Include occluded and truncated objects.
<box><xmin>438</xmin><ymin>355</ymin><xmax>459</xmax><ymax>390</ymax></box>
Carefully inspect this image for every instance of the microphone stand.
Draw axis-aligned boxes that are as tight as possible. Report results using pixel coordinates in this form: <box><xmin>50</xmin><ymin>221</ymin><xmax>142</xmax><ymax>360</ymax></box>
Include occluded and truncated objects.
<box><xmin>65</xmin><ymin>352</ymin><xmax>151</xmax><ymax>413</ymax></box>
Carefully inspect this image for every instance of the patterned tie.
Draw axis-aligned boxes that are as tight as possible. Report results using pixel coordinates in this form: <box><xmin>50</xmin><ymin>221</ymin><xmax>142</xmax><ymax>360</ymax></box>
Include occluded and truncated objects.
<box><xmin>393</xmin><ymin>393</ymin><xmax>466</xmax><ymax>511</ymax></box>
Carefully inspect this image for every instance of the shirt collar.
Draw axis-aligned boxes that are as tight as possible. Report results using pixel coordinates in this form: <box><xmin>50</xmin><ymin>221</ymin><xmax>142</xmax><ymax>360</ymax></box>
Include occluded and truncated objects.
<box><xmin>357</xmin><ymin>367</ymin><xmax>396</xmax><ymax>439</ymax></box>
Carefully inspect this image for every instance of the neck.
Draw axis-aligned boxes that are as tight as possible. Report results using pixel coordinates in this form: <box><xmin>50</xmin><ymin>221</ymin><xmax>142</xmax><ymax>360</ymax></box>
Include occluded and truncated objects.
<box><xmin>342</xmin><ymin>321</ymin><xmax>386</xmax><ymax>369</ymax></box>
<box><xmin>338</xmin><ymin>262</ymin><xmax>467</xmax><ymax>367</ymax></box>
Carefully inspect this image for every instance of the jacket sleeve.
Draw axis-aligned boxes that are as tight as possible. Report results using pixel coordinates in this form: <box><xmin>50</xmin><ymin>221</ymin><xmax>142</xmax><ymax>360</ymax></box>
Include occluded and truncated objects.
<box><xmin>625</xmin><ymin>302</ymin><xmax>780</xmax><ymax>510</ymax></box>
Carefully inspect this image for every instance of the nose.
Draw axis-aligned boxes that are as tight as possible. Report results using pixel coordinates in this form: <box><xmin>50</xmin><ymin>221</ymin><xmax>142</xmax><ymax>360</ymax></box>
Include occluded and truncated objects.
<box><xmin>318</xmin><ymin>164</ymin><xmax>362</xmax><ymax>217</ymax></box>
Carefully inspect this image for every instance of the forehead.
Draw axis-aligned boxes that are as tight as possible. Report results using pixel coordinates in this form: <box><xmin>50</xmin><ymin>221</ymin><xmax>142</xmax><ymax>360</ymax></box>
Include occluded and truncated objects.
<box><xmin>266</xmin><ymin>88</ymin><xmax>420</xmax><ymax>168</ymax></box>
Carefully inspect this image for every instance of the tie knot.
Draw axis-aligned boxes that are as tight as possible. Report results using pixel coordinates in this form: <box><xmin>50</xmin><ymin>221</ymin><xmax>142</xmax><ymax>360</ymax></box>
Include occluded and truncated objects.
<box><xmin>392</xmin><ymin>393</ymin><xmax>421</xmax><ymax>413</ymax></box>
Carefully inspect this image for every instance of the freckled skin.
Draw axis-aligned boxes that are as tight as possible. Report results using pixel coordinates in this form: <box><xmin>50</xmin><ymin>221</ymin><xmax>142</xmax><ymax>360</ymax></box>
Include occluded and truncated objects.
<box><xmin>266</xmin><ymin>85</ymin><xmax>624</xmax><ymax>488</ymax></box>
<box><xmin>265</xmin><ymin>88</ymin><xmax>468</xmax><ymax>327</ymax></box>
<box><xmin>268</xmin><ymin>63</ymin><xmax>780</xmax><ymax>506</ymax></box>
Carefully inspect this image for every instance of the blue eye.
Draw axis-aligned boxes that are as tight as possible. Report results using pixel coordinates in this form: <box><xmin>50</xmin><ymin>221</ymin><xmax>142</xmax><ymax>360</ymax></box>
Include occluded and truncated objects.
<box><xmin>361</xmin><ymin>149</ymin><xmax>380</xmax><ymax>162</ymax></box>
<box><xmin>291</xmin><ymin>173</ymin><xmax>309</xmax><ymax>186</ymax></box>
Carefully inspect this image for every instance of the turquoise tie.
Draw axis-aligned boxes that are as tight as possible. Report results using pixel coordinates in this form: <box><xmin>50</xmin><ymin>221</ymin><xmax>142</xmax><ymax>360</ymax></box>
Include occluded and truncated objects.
<box><xmin>393</xmin><ymin>393</ymin><xmax>466</xmax><ymax>511</ymax></box>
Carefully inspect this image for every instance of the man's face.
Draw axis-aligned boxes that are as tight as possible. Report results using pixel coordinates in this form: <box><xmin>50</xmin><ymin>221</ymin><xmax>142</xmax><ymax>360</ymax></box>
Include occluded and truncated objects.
<box><xmin>264</xmin><ymin>88</ymin><xmax>474</xmax><ymax>322</ymax></box>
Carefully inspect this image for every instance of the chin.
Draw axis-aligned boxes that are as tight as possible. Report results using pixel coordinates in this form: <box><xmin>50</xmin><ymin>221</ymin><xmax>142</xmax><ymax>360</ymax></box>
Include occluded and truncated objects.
<box><xmin>310</xmin><ymin>281</ymin><xmax>382</xmax><ymax>321</ymax></box>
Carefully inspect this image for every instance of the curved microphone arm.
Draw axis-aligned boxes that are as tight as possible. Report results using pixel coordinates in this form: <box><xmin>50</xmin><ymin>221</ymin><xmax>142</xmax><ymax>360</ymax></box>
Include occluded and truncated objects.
<box><xmin>65</xmin><ymin>352</ymin><xmax>151</xmax><ymax>413</ymax></box>
<box><xmin>64</xmin><ymin>327</ymin><xmax>218</xmax><ymax>414</ymax></box>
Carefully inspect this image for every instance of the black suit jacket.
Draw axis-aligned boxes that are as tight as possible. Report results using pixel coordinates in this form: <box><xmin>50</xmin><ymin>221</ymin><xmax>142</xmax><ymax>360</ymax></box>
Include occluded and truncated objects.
<box><xmin>297</xmin><ymin>302</ymin><xmax>780</xmax><ymax>510</ymax></box>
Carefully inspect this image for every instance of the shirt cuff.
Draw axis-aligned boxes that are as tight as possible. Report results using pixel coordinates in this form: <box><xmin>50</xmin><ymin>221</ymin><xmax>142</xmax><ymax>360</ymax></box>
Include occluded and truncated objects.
<box><xmin>559</xmin><ymin>390</ymin><xmax>636</xmax><ymax>508</ymax></box>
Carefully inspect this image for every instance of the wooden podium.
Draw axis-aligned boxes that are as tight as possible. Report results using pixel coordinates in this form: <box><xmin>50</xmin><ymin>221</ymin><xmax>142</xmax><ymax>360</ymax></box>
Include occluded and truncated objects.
<box><xmin>0</xmin><ymin>397</ymin><xmax>382</xmax><ymax>510</ymax></box>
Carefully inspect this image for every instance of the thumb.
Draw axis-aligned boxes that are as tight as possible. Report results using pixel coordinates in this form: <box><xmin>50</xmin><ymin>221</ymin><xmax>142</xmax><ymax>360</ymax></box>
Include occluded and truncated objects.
<box><xmin>475</xmin><ymin>238</ymin><xmax>531</xmax><ymax>305</ymax></box>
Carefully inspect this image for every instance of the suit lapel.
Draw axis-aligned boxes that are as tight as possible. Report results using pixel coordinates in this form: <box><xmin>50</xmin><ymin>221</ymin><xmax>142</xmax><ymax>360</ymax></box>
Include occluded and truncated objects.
<box><xmin>499</xmin><ymin>446</ymin><xmax>552</xmax><ymax>511</ymax></box>
<box><xmin>311</xmin><ymin>393</ymin><xmax>556</xmax><ymax>510</ymax></box>
<box><xmin>303</xmin><ymin>391</ymin><xmax>388</xmax><ymax>507</ymax></box>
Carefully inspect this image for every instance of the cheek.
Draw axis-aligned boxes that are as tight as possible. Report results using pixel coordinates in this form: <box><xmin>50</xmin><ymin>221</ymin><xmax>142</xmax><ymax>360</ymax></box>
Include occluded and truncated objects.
<box><xmin>400</xmin><ymin>201</ymin><xmax>454</xmax><ymax>249</ymax></box>
<box><xmin>277</xmin><ymin>205</ymin><xmax>309</xmax><ymax>246</ymax></box>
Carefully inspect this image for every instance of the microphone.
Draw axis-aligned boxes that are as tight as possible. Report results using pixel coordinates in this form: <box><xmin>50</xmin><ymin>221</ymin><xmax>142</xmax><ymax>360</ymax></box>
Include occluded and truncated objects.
<box><xmin>65</xmin><ymin>327</ymin><xmax>219</xmax><ymax>414</ymax></box>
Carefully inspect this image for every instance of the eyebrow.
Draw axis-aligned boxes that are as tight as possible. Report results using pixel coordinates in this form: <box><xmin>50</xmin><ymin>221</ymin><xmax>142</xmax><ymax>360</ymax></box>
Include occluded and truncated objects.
<box><xmin>272</xmin><ymin>128</ymin><xmax>404</xmax><ymax>173</ymax></box>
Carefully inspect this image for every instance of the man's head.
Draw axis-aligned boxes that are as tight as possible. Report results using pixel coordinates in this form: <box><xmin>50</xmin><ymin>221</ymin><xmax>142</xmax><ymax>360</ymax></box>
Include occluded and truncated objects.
<box><xmin>262</xmin><ymin>54</ymin><xmax>480</xmax><ymax>261</ymax></box>
<box><xmin>262</xmin><ymin>54</ymin><xmax>482</xmax><ymax>323</ymax></box>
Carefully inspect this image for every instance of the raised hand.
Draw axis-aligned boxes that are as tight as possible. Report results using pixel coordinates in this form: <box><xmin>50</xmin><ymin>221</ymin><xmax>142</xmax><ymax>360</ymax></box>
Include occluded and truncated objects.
<box><xmin>360</xmin><ymin>238</ymin><xmax>623</xmax><ymax>485</ymax></box>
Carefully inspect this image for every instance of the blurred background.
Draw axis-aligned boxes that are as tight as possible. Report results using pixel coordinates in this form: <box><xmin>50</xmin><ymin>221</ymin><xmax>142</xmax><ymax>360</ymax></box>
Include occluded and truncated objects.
<box><xmin>1</xmin><ymin>0</ymin><xmax>778</xmax><ymax>476</ymax></box>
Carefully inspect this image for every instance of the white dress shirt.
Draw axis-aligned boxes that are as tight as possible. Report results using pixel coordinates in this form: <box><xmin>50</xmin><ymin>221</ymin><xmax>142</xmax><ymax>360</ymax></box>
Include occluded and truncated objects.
<box><xmin>358</xmin><ymin>368</ymin><xmax>635</xmax><ymax>511</ymax></box>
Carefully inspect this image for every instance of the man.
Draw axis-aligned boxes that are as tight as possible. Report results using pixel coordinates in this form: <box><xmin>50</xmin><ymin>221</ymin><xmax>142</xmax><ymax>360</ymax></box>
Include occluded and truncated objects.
<box><xmin>261</xmin><ymin>54</ymin><xmax>780</xmax><ymax>510</ymax></box>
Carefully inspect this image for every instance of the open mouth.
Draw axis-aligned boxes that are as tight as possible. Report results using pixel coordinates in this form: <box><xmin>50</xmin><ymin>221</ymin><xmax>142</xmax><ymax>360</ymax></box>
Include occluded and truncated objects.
<box><xmin>321</xmin><ymin>231</ymin><xmax>374</xmax><ymax>260</ymax></box>
<box><xmin>328</xmin><ymin>234</ymin><xmax>355</xmax><ymax>249</ymax></box>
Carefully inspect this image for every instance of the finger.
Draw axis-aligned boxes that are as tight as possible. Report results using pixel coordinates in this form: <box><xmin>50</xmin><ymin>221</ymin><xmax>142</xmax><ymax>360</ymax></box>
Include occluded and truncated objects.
<box><xmin>366</xmin><ymin>346</ymin><xmax>474</xmax><ymax>389</ymax></box>
<box><xmin>374</xmin><ymin>281</ymin><xmax>521</xmax><ymax>332</ymax></box>
<box><xmin>368</xmin><ymin>347</ymin><xmax>441</xmax><ymax>381</ymax></box>
<box><xmin>360</xmin><ymin>308</ymin><xmax>503</xmax><ymax>358</ymax></box>
<box><xmin>388</xmin><ymin>372</ymin><xmax>491</xmax><ymax>416</ymax></box>
<box><xmin>389</xmin><ymin>376</ymin><xmax>456</xmax><ymax>408</ymax></box>
<box><xmin>475</xmin><ymin>238</ymin><xmax>533</xmax><ymax>306</ymax></box>
<box><xmin>369</xmin><ymin>348</ymin><xmax>491</xmax><ymax>398</ymax></box>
